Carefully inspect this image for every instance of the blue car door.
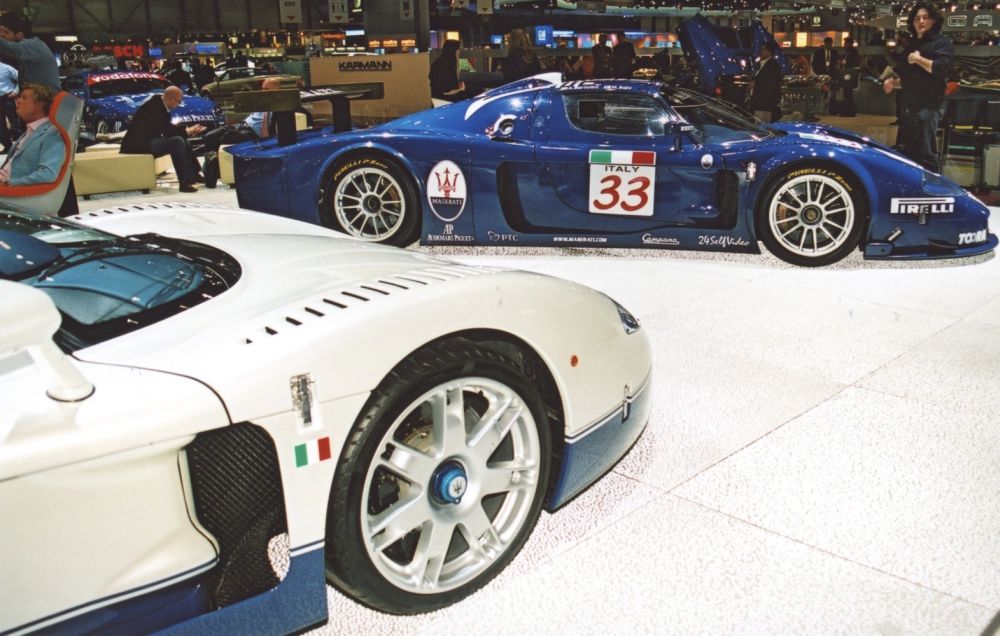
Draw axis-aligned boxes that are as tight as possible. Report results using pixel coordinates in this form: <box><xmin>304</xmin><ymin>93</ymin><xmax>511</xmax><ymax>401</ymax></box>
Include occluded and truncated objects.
<box><xmin>522</xmin><ymin>87</ymin><xmax>728</xmax><ymax>232</ymax></box>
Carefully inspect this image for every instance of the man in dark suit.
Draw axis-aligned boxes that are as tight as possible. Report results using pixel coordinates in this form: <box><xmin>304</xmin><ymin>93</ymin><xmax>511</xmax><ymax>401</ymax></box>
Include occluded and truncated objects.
<box><xmin>811</xmin><ymin>37</ymin><xmax>838</xmax><ymax>76</ymax></box>
<box><xmin>120</xmin><ymin>85</ymin><xmax>205</xmax><ymax>192</ymax></box>
<box><xmin>750</xmin><ymin>42</ymin><xmax>783</xmax><ymax>123</ymax></box>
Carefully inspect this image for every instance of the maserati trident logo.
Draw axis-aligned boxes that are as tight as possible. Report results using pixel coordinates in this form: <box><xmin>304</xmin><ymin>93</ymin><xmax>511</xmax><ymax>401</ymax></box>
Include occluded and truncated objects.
<box><xmin>427</xmin><ymin>160</ymin><xmax>467</xmax><ymax>222</ymax></box>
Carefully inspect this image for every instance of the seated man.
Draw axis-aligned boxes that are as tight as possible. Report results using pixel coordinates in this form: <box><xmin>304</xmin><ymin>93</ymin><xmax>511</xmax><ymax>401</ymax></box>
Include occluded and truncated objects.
<box><xmin>120</xmin><ymin>85</ymin><xmax>205</xmax><ymax>192</ymax></box>
<box><xmin>0</xmin><ymin>83</ymin><xmax>65</xmax><ymax>186</ymax></box>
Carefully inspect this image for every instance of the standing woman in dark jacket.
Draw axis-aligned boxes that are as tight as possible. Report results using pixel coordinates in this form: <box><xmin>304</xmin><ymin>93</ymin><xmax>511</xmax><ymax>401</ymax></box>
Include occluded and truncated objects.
<box><xmin>883</xmin><ymin>1</ymin><xmax>953</xmax><ymax>171</ymax></box>
<box><xmin>501</xmin><ymin>28</ymin><xmax>541</xmax><ymax>83</ymax></box>
<box><xmin>429</xmin><ymin>39</ymin><xmax>466</xmax><ymax>102</ymax></box>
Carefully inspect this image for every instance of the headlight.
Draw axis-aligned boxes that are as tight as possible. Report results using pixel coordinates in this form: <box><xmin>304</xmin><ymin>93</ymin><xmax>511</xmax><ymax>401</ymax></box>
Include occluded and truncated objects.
<box><xmin>922</xmin><ymin>170</ymin><xmax>966</xmax><ymax>196</ymax></box>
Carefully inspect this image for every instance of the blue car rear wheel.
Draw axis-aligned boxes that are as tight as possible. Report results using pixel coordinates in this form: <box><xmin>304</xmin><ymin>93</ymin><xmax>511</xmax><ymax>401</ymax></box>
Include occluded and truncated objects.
<box><xmin>325</xmin><ymin>155</ymin><xmax>420</xmax><ymax>247</ymax></box>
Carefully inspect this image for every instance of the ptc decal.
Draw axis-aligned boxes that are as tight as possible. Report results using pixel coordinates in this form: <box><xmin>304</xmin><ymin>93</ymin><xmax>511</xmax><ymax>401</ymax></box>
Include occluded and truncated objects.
<box><xmin>427</xmin><ymin>160</ymin><xmax>467</xmax><ymax>222</ymax></box>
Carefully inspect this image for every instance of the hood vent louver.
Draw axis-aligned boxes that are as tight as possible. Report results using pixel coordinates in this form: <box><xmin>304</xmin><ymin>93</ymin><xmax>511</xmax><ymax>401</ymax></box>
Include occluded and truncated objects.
<box><xmin>241</xmin><ymin>266</ymin><xmax>488</xmax><ymax>345</ymax></box>
<box><xmin>71</xmin><ymin>202</ymin><xmax>229</xmax><ymax>220</ymax></box>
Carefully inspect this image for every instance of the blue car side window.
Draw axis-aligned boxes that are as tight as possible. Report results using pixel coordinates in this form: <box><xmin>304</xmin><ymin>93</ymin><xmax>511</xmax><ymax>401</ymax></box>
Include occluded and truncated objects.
<box><xmin>563</xmin><ymin>93</ymin><xmax>666</xmax><ymax>136</ymax></box>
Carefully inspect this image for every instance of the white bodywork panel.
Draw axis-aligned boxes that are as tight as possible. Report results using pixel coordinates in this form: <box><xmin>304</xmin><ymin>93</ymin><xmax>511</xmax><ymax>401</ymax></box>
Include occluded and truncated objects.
<box><xmin>0</xmin><ymin>360</ymin><xmax>227</xmax><ymax>632</ymax></box>
<box><xmin>2</xmin><ymin>204</ymin><xmax>652</xmax><ymax>632</ymax></box>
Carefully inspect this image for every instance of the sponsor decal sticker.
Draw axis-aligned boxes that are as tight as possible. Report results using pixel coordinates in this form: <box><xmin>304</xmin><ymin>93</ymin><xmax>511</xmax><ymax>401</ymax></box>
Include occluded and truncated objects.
<box><xmin>294</xmin><ymin>437</ymin><xmax>332</xmax><ymax>468</ymax></box>
<box><xmin>641</xmin><ymin>233</ymin><xmax>680</xmax><ymax>246</ymax></box>
<box><xmin>700</xmin><ymin>154</ymin><xmax>714</xmax><ymax>169</ymax></box>
<box><xmin>427</xmin><ymin>160</ymin><xmax>467</xmax><ymax>222</ymax></box>
<box><xmin>427</xmin><ymin>223</ymin><xmax>474</xmax><ymax>242</ymax></box>
<box><xmin>88</xmin><ymin>71</ymin><xmax>164</xmax><ymax>84</ymax></box>
<box><xmin>588</xmin><ymin>149</ymin><xmax>656</xmax><ymax>217</ymax></box>
<box><xmin>553</xmin><ymin>236</ymin><xmax>608</xmax><ymax>243</ymax></box>
<box><xmin>890</xmin><ymin>197</ymin><xmax>955</xmax><ymax>215</ymax></box>
<box><xmin>487</xmin><ymin>231</ymin><xmax>519</xmax><ymax>242</ymax></box>
<box><xmin>958</xmin><ymin>229</ymin><xmax>988</xmax><ymax>245</ymax></box>
<box><xmin>698</xmin><ymin>235</ymin><xmax>750</xmax><ymax>248</ymax></box>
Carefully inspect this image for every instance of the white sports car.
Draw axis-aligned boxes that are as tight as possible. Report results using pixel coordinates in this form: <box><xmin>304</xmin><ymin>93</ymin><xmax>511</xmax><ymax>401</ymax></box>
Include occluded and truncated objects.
<box><xmin>0</xmin><ymin>203</ymin><xmax>652</xmax><ymax>634</ymax></box>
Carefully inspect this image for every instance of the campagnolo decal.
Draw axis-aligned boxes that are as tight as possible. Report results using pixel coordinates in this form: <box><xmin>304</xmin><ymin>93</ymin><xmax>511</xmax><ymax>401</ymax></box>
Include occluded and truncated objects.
<box><xmin>958</xmin><ymin>229</ymin><xmax>987</xmax><ymax>245</ymax></box>
<box><xmin>698</xmin><ymin>235</ymin><xmax>750</xmax><ymax>247</ymax></box>
<box><xmin>427</xmin><ymin>160</ymin><xmax>467</xmax><ymax>222</ymax></box>
<box><xmin>889</xmin><ymin>197</ymin><xmax>955</xmax><ymax>215</ymax></box>
<box><xmin>641</xmin><ymin>233</ymin><xmax>680</xmax><ymax>246</ymax></box>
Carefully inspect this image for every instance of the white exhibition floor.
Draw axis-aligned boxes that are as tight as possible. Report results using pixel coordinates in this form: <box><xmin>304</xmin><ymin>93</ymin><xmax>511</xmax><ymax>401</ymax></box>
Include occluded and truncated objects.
<box><xmin>80</xmin><ymin>185</ymin><xmax>1000</xmax><ymax>635</ymax></box>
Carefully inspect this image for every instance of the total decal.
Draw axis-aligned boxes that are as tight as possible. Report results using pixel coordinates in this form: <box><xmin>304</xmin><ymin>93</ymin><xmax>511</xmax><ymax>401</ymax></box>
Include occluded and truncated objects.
<box><xmin>588</xmin><ymin>149</ymin><xmax>656</xmax><ymax>217</ymax></box>
<box><xmin>958</xmin><ymin>229</ymin><xmax>988</xmax><ymax>245</ymax></box>
<box><xmin>427</xmin><ymin>160</ymin><xmax>468</xmax><ymax>222</ymax></box>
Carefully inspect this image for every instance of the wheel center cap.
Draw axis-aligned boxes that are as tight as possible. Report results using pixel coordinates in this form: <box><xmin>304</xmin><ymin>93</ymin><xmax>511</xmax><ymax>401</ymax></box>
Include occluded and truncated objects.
<box><xmin>432</xmin><ymin>461</ymin><xmax>467</xmax><ymax>505</ymax></box>
<box><xmin>802</xmin><ymin>206</ymin><xmax>822</xmax><ymax>225</ymax></box>
<box><xmin>362</xmin><ymin>195</ymin><xmax>380</xmax><ymax>214</ymax></box>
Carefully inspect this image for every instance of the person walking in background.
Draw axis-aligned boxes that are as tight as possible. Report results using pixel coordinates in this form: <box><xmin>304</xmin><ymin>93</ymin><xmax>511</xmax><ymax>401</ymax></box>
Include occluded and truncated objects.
<box><xmin>811</xmin><ymin>36</ymin><xmax>838</xmax><ymax>76</ymax></box>
<box><xmin>837</xmin><ymin>36</ymin><xmax>861</xmax><ymax>116</ymax></box>
<box><xmin>883</xmin><ymin>1</ymin><xmax>954</xmax><ymax>172</ymax></box>
<box><xmin>0</xmin><ymin>59</ymin><xmax>18</xmax><ymax>153</ymax></box>
<box><xmin>429</xmin><ymin>39</ymin><xmax>466</xmax><ymax>102</ymax></box>
<box><xmin>613</xmin><ymin>31</ymin><xmax>637</xmax><ymax>79</ymax></box>
<box><xmin>749</xmin><ymin>42</ymin><xmax>782</xmax><ymax>123</ymax></box>
<box><xmin>0</xmin><ymin>13</ymin><xmax>59</xmax><ymax>92</ymax></box>
<box><xmin>501</xmin><ymin>28</ymin><xmax>540</xmax><ymax>83</ymax></box>
<box><xmin>590</xmin><ymin>34</ymin><xmax>614</xmax><ymax>79</ymax></box>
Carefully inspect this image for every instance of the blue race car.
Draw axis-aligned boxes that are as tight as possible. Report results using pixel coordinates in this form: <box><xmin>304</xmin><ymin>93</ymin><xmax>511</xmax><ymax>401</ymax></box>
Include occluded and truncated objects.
<box><xmin>229</xmin><ymin>75</ymin><xmax>996</xmax><ymax>266</ymax></box>
<box><xmin>61</xmin><ymin>71</ymin><xmax>224</xmax><ymax>135</ymax></box>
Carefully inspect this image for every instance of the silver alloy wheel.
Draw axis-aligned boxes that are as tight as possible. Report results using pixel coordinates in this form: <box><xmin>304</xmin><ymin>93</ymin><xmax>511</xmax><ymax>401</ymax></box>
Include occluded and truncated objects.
<box><xmin>768</xmin><ymin>174</ymin><xmax>855</xmax><ymax>259</ymax></box>
<box><xmin>361</xmin><ymin>376</ymin><xmax>542</xmax><ymax>595</ymax></box>
<box><xmin>95</xmin><ymin>119</ymin><xmax>109</xmax><ymax>135</ymax></box>
<box><xmin>334</xmin><ymin>166</ymin><xmax>406</xmax><ymax>242</ymax></box>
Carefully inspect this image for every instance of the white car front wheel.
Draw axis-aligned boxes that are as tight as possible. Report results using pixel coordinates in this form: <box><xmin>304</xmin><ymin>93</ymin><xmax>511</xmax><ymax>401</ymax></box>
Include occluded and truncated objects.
<box><xmin>325</xmin><ymin>340</ymin><xmax>551</xmax><ymax>614</ymax></box>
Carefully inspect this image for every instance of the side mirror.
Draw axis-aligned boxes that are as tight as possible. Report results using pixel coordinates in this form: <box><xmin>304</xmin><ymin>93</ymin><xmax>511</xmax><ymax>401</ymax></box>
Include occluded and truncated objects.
<box><xmin>666</xmin><ymin>122</ymin><xmax>701</xmax><ymax>149</ymax></box>
<box><xmin>0</xmin><ymin>281</ymin><xmax>93</xmax><ymax>402</ymax></box>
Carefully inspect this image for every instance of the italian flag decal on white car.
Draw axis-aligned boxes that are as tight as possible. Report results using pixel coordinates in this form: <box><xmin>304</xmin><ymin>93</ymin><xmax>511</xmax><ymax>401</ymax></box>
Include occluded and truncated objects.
<box><xmin>295</xmin><ymin>437</ymin><xmax>332</xmax><ymax>468</ymax></box>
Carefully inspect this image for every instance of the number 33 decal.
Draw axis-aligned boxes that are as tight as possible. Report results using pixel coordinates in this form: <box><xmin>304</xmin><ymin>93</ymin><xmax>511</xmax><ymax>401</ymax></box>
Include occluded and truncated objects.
<box><xmin>588</xmin><ymin>163</ymin><xmax>656</xmax><ymax>217</ymax></box>
<box><xmin>592</xmin><ymin>175</ymin><xmax>651</xmax><ymax>212</ymax></box>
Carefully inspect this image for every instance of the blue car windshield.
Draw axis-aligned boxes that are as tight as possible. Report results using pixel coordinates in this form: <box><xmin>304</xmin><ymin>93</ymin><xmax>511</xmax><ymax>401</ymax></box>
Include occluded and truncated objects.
<box><xmin>661</xmin><ymin>87</ymin><xmax>772</xmax><ymax>143</ymax></box>
<box><xmin>90</xmin><ymin>77</ymin><xmax>171</xmax><ymax>98</ymax></box>
<box><xmin>0</xmin><ymin>211</ymin><xmax>240</xmax><ymax>352</ymax></box>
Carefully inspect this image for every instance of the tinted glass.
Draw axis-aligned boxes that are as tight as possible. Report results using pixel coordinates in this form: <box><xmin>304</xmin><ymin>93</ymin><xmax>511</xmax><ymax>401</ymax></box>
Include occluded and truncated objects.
<box><xmin>661</xmin><ymin>87</ymin><xmax>771</xmax><ymax>142</ymax></box>
<box><xmin>564</xmin><ymin>92</ymin><xmax>668</xmax><ymax>136</ymax></box>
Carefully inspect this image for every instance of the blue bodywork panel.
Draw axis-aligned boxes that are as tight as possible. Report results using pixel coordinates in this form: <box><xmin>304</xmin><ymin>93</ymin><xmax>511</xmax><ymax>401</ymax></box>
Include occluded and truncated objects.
<box><xmin>228</xmin><ymin>76</ymin><xmax>996</xmax><ymax>262</ymax></box>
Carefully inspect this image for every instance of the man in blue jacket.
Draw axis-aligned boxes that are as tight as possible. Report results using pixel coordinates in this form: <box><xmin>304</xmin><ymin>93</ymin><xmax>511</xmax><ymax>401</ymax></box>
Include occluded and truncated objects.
<box><xmin>0</xmin><ymin>83</ymin><xmax>65</xmax><ymax>186</ymax></box>
<box><xmin>0</xmin><ymin>13</ymin><xmax>60</xmax><ymax>92</ymax></box>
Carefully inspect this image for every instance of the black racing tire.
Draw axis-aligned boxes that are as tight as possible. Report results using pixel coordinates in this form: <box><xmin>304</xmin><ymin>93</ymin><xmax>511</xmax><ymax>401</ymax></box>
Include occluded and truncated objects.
<box><xmin>756</xmin><ymin>163</ymin><xmax>867</xmax><ymax>267</ymax></box>
<box><xmin>322</xmin><ymin>154</ymin><xmax>420</xmax><ymax>247</ymax></box>
<box><xmin>325</xmin><ymin>339</ymin><xmax>552</xmax><ymax>614</ymax></box>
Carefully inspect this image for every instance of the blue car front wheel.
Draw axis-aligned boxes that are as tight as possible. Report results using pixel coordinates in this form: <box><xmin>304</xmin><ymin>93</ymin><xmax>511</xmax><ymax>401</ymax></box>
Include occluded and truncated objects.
<box><xmin>325</xmin><ymin>155</ymin><xmax>420</xmax><ymax>247</ymax></box>
<box><xmin>757</xmin><ymin>164</ymin><xmax>866</xmax><ymax>267</ymax></box>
